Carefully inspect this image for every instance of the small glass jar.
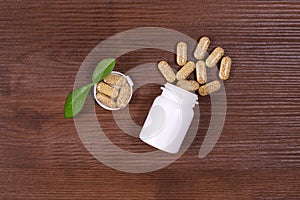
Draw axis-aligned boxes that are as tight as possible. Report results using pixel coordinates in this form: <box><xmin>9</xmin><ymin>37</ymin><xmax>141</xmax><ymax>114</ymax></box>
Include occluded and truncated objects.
<box><xmin>139</xmin><ymin>83</ymin><xmax>198</xmax><ymax>153</ymax></box>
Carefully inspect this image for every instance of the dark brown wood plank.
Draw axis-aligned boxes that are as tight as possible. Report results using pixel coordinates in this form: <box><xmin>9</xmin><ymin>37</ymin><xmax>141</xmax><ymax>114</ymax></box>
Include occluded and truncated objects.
<box><xmin>1</xmin><ymin>0</ymin><xmax>300</xmax><ymax>199</ymax></box>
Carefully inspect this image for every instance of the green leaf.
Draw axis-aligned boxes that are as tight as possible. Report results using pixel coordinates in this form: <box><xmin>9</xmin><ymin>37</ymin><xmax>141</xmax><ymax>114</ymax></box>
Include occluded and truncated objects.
<box><xmin>92</xmin><ymin>58</ymin><xmax>116</xmax><ymax>84</ymax></box>
<box><xmin>64</xmin><ymin>83</ymin><xmax>94</xmax><ymax>118</ymax></box>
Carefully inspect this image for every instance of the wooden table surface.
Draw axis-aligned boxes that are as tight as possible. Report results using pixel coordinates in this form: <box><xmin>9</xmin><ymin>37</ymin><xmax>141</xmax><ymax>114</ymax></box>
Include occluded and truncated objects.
<box><xmin>1</xmin><ymin>0</ymin><xmax>300</xmax><ymax>199</ymax></box>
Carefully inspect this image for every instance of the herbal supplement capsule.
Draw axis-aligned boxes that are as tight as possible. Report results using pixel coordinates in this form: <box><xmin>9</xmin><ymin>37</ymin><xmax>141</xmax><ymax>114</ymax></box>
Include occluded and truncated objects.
<box><xmin>194</xmin><ymin>36</ymin><xmax>210</xmax><ymax>60</ymax></box>
<box><xmin>177</xmin><ymin>80</ymin><xmax>199</xmax><ymax>91</ymax></box>
<box><xmin>198</xmin><ymin>80</ymin><xmax>221</xmax><ymax>96</ymax></box>
<box><xmin>116</xmin><ymin>83</ymin><xmax>131</xmax><ymax>108</ymax></box>
<box><xmin>96</xmin><ymin>82</ymin><xmax>119</xmax><ymax>98</ymax></box>
<box><xmin>196</xmin><ymin>60</ymin><xmax>207</xmax><ymax>84</ymax></box>
<box><xmin>158</xmin><ymin>61</ymin><xmax>176</xmax><ymax>83</ymax></box>
<box><xmin>104</xmin><ymin>74</ymin><xmax>127</xmax><ymax>86</ymax></box>
<box><xmin>176</xmin><ymin>42</ymin><xmax>187</xmax><ymax>66</ymax></box>
<box><xmin>96</xmin><ymin>93</ymin><xmax>116</xmax><ymax>108</ymax></box>
<box><xmin>187</xmin><ymin>80</ymin><xmax>200</xmax><ymax>90</ymax></box>
<box><xmin>176</xmin><ymin>61</ymin><xmax>195</xmax><ymax>80</ymax></box>
<box><xmin>205</xmin><ymin>47</ymin><xmax>224</xmax><ymax>68</ymax></box>
<box><xmin>219</xmin><ymin>56</ymin><xmax>232</xmax><ymax>80</ymax></box>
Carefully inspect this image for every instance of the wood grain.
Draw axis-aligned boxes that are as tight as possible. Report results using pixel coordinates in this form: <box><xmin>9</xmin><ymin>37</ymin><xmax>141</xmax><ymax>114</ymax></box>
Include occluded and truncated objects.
<box><xmin>1</xmin><ymin>0</ymin><xmax>300</xmax><ymax>199</ymax></box>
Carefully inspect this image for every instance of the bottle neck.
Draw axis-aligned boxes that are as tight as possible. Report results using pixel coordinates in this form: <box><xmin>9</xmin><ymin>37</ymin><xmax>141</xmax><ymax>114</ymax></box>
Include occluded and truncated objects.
<box><xmin>162</xmin><ymin>83</ymin><xmax>198</xmax><ymax>107</ymax></box>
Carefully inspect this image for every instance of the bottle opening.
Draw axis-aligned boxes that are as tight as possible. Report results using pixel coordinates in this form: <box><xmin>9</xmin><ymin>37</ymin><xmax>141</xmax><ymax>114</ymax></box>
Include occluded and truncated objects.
<box><xmin>164</xmin><ymin>83</ymin><xmax>198</xmax><ymax>105</ymax></box>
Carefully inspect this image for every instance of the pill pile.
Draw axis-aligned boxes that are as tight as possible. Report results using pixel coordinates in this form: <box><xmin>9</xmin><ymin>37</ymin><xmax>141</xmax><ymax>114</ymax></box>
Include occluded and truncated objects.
<box><xmin>158</xmin><ymin>36</ymin><xmax>232</xmax><ymax>96</ymax></box>
<box><xmin>96</xmin><ymin>73</ymin><xmax>131</xmax><ymax>109</ymax></box>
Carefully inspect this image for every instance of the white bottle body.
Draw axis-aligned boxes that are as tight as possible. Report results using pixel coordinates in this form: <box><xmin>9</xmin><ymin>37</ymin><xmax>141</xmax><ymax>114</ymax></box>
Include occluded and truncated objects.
<box><xmin>139</xmin><ymin>83</ymin><xmax>198</xmax><ymax>154</ymax></box>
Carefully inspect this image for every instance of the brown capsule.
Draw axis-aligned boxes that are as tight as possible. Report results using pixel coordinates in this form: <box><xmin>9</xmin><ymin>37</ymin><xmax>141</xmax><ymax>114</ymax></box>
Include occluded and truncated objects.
<box><xmin>96</xmin><ymin>82</ymin><xmax>119</xmax><ymax>98</ymax></box>
<box><xmin>198</xmin><ymin>80</ymin><xmax>221</xmax><ymax>96</ymax></box>
<box><xmin>219</xmin><ymin>56</ymin><xmax>232</xmax><ymax>80</ymax></box>
<box><xmin>194</xmin><ymin>36</ymin><xmax>210</xmax><ymax>60</ymax></box>
<box><xmin>177</xmin><ymin>80</ymin><xmax>199</xmax><ymax>91</ymax></box>
<box><xmin>96</xmin><ymin>93</ymin><xmax>116</xmax><ymax>108</ymax></box>
<box><xmin>196</xmin><ymin>60</ymin><xmax>207</xmax><ymax>84</ymax></box>
<box><xmin>205</xmin><ymin>47</ymin><xmax>224</xmax><ymax>68</ymax></box>
<box><xmin>176</xmin><ymin>42</ymin><xmax>187</xmax><ymax>66</ymax></box>
<box><xmin>158</xmin><ymin>61</ymin><xmax>176</xmax><ymax>83</ymax></box>
<box><xmin>104</xmin><ymin>74</ymin><xmax>127</xmax><ymax>86</ymax></box>
<box><xmin>176</xmin><ymin>61</ymin><xmax>195</xmax><ymax>80</ymax></box>
<box><xmin>116</xmin><ymin>83</ymin><xmax>131</xmax><ymax>108</ymax></box>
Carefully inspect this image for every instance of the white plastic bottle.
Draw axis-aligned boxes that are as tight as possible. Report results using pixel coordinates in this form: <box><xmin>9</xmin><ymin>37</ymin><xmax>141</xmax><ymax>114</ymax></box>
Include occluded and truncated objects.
<box><xmin>139</xmin><ymin>83</ymin><xmax>198</xmax><ymax>154</ymax></box>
